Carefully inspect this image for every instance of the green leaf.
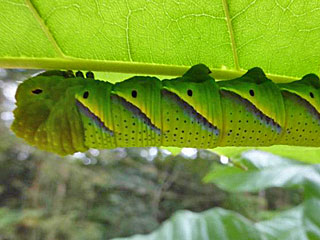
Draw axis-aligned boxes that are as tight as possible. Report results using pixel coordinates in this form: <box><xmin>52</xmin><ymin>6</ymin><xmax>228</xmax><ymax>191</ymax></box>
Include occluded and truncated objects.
<box><xmin>0</xmin><ymin>207</ymin><xmax>43</xmax><ymax>229</ymax></box>
<box><xmin>210</xmin><ymin>146</ymin><xmax>320</xmax><ymax>164</ymax></box>
<box><xmin>204</xmin><ymin>150</ymin><xmax>320</xmax><ymax>197</ymax></box>
<box><xmin>112</xmin><ymin>199</ymin><xmax>320</xmax><ymax>240</ymax></box>
<box><xmin>112</xmin><ymin>208</ymin><xmax>261</xmax><ymax>240</ymax></box>
<box><xmin>160</xmin><ymin>147</ymin><xmax>182</xmax><ymax>156</ymax></box>
<box><xmin>256</xmin><ymin>198</ymin><xmax>320</xmax><ymax>240</ymax></box>
<box><xmin>1</xmin><ymin>1</ymin><xmax>320</xmax><ymax>81</ymax></box>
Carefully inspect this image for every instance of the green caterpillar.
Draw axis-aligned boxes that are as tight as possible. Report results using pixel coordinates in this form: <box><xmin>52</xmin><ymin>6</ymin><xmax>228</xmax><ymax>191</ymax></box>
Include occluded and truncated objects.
<box><xmin>11</xmin><ymin>64</ymin><xmax>320</xmax><ymax>155</ymax></box>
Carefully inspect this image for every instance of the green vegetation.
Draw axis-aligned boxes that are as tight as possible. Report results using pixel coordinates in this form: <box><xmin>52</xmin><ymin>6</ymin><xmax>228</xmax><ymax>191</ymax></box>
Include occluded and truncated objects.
<box><xmin>0</xmin><ymin>69</ymin><xmax>319</xmax><ymax>240</ymax></box>
<box><xmin>1</xmin><ymin>1</ymin><xmax>319</xmax><ymax>81</ymax></box>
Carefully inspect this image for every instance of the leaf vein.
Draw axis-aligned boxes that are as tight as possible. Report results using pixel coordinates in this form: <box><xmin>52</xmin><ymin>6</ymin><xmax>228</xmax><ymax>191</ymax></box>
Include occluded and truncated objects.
<box><xmin>26</xmin><ymin>0</ymin><xmax>65</xmax><ymax>58</ymax></box>
<box><xmin>222</xmin><ymin>0</ymin><xmax>239</xmax><ymax>70</ymax></box>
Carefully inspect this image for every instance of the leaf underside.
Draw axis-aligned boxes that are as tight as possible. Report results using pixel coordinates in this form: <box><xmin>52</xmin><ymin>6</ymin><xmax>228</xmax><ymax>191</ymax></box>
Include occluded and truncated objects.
<box><xmin>1</xmin><ymin>0</ymin><xmax>320</xmax><ymax>82</ymax></box>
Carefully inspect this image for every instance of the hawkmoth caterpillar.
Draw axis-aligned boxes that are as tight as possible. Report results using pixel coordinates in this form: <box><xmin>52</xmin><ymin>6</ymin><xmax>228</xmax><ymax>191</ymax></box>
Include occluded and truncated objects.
<box><xmin>11</xmin><ymin>64</ymin><xmax>320</xmax><ymax>155</ymax></box>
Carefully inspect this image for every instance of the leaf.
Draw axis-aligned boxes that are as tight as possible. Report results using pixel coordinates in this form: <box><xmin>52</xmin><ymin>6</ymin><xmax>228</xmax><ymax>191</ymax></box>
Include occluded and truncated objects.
<box><xmin>210</xmin><ymin>146</ymin><xmax>320</xmax><ymax>164</ymax></box>
<box><xmin>1</xmin><ymin>1</ymin><xmax>320</xmax><ymax>81</ymax></box>
<box><xmin>0</xmin><ymin>207</ymin><xmax>43</xmax><ymax>229</ymax></box>
<box><xmin>160</xmin><ymin>147</ymin><xmax>182</xmax><ymax>156</ymax></box>
<box><xmin>255</xmin><ymin>198</ymin><xmax>320</xmax><ymax>240</ymax></box>
<box><xmin>204</xmin><ymin>150</ymin><xmax>320</xmax><ymax>198</ymax></box>
<box><xmin>112</xmin><ymin>199</ymin><xmax>320</xmax><ymax>240</ymax></box>
<box><xmin>112</xmin><ymin>208</ymin><xmax>262</xmax><ymax>240</ymax></box>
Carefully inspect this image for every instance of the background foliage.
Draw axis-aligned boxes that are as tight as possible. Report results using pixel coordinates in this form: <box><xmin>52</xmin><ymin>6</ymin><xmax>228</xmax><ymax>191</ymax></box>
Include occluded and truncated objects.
<box><xmin>0</xmin><ymin>69</ymin><xmax>319</xmax><ymax>240</ymax></box>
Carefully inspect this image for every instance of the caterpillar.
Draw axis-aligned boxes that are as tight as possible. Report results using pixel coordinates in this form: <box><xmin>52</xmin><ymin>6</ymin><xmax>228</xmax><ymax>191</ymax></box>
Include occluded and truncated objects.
<box><xmin>11</xmin><ymin>64</ymin><xmax>320</xmax><ymax>155</ymax></box>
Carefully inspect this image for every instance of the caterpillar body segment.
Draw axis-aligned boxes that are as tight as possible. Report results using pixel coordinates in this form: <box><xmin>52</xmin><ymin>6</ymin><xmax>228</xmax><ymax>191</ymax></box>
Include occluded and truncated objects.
<box><xmin>112</xmin><ymin>76</ymin><xmax>162</xmax><ymax>147</ymax></box>
<box><xmin>11</xmin><ymin>64</ymin><xmax>320</xmax><ymax>155</ymax></box>
<box><xmin>161</xmin><ymin>66</ymin><xmax>221</xmax><ymax>148</ymax></box>
<box><xmin>278</xmin><ymin>74</ymin><xmax>320</xmax><ymax>114</ymax></box>
<box><xmin>277</xmin><ymin>74</ymin><xmax>320</xmax><ymax>146</ymax></box>
<box><xmin>217</xmin><ymin>68</ymin><xmax>285</xmax><ymax>146</ymax></box>
<box><xmin>75</xmin><ymin>80</ymin><xmax>116</xmax><ymax>150</ymax></box>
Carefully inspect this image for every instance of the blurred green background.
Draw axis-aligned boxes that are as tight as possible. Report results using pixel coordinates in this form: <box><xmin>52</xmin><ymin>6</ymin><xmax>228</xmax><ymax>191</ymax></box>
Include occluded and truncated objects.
<box><xmin>0</xmin><ymin>70</ymin><xmax>319</xmax><ymax>240</ymax></box>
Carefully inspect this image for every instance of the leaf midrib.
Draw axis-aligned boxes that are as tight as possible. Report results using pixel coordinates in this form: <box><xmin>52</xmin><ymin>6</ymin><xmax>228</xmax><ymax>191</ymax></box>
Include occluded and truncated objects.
<box><xmin>26</xmin><ymin>0</ymin><xmax>65</xmax><ymax>58</ymax></box>
<box><xmin>222</xmin><ymin>0</ymin><xmax>239</xmax><ymax>70</ymax></box>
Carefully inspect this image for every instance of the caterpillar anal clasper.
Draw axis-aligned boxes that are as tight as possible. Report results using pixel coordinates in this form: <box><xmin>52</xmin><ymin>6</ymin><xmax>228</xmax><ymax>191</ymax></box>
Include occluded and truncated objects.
<box><xmin>11</xmin><ymin>65</ymin><xmax>320</xmax><ymax>155</ymax></box>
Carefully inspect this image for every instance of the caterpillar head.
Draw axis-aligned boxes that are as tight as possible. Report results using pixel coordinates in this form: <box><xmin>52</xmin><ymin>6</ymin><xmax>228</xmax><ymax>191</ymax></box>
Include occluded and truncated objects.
<box><xmin>11</xmin><ymin>72</ymin><xmax>88</xmax><ymax>155</ymax></box>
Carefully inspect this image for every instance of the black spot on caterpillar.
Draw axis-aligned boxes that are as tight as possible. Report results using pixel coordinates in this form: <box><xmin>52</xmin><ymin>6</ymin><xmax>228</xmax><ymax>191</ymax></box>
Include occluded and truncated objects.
<box><xmin>11</xmin><ymin>64</ymin><xmax>320</xmax><ymax>155</ymax></box>
<box><xmin>32</xmin><ymin>89</ymin><xmax>43</xmax><ymax>94</ymax></box>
